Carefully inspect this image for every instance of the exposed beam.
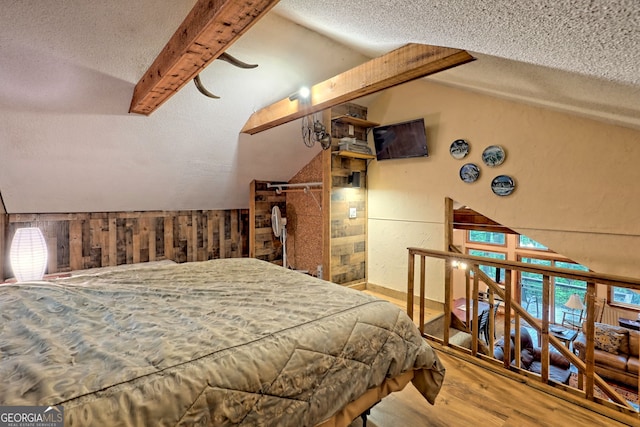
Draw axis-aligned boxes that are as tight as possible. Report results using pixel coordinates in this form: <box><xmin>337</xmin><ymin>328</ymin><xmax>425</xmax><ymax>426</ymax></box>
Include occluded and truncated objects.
<box><xmin>129</xmin><ymin>0</ymin><xmax>279</xmax><ymax>116</ymax></box>
<box><xmin>453</xmin><ymin>207</ymin><xmax>518</xmax><ymax>235</ymax></box>
<box><xmin>241</xmin><ymin>43</ymin><xmax>474</xmax><ymax>135</ymax></box>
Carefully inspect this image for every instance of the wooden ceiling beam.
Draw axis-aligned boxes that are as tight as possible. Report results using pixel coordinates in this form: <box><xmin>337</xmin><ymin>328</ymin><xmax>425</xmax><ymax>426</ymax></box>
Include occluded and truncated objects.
<box><xmin>453</xmin><ymin>207</ymin><xmax>518</xmax><ymax>235</ymax></box>
<box><xmin>129</xmin><ymin>0</ymin><xmax>280</xmax><ymax>116</ymax></box>
<box><xmin>241</xmin><ymin>43</ymin><xmax>474</xmax><ymax>135</ymax></box>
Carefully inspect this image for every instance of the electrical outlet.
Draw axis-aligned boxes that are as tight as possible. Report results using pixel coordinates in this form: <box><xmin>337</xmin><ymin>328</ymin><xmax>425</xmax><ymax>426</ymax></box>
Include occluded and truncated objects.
<box><xmin>348</xmin><ymin>124</ymin><xmax>354</xmax><ymax>136</ymax></box>
<box><xmin>349</xmin><ymin>207</ymin><xmax>357</xmax><ymax>219</ymax></box>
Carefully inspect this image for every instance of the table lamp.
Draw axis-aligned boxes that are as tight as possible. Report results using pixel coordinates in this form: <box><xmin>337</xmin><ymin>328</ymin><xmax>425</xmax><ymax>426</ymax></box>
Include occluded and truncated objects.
<box><xmin>564</xmin><ymin>293</ymin><xmax>585</xmax><ymax>330</ymax></box>
<box><xmin>9</xmin><ymin>227</ymin><xmax>48</xmax><ymax>282</ymax></box>
<box><xmin>565</xmin><ymin>293</ymin><xmax>585</xmax><ymax>311</ymax></box>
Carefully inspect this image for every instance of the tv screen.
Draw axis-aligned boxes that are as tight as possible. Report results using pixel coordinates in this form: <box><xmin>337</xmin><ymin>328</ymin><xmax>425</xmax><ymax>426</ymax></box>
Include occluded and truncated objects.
<box><xmin>373</xmin><ymin>118</ymin><xmax>428</xmax><ymax>161</ymax></box>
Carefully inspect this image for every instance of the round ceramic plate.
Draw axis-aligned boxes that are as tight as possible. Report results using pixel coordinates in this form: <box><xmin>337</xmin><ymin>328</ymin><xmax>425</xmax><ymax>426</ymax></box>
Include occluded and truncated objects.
<box><xmin>491</xmin><ymin>175</ymin><xmax>515</xmax><ymax>196</ymax></box>
<box><xmin>450</xmin><ymin>139</ymin><xmax>469</xmax><ymax>159</ymax></box>
<box><xmin>482</xmin><ymin>145</ymin><xmax>506</xmax><ymax>167</ymax></box>
<box><xmin>459</xmin><ymin>163</ymin><xmax>480</xmax><ymax>183</ymax></box>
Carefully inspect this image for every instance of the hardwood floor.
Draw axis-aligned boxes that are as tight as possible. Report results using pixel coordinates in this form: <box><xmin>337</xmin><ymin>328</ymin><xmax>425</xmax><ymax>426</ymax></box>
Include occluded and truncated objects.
<box><xmin>357</xmin><ymin>289</ymin><xmax>636</xmax><ymax>427</ymax></box>
<box><xmin>361</xmin><ymin>289</ymin><xmax>441</xmax><ymax>325</ymax></box>
<box><xmin>350</xmin><ymin>351</ymin><xmax>631</xmax><ymax>427</ymax></box>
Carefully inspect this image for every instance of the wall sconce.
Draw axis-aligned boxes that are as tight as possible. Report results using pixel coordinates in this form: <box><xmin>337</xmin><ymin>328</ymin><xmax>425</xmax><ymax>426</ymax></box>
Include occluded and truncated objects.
<box><xmin>451</xmin><ymin>260</ymin><xmax>468</xmax><ymax>270</ymax></box>
<box><xmin>288</xmin><ymin>86</ymin><xmax>310</xmax><ymax>103</ymax></box>
<box><xmin>348</xmin><ymin>171</ymin><xmax>361</xmax><ymax>188</ymax></box>
<box><xmin>10</xmin><ymin>227</ymin><xmax>48</xmax><ymax>282</ymax></box>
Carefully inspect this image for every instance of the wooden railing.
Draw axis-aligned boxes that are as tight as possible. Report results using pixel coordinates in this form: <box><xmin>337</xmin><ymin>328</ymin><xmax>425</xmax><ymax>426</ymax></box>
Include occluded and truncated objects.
<box><xmin>407</xmin><ymin>247</ymin><xmax>640</xmax><ymax>419</ymax></box>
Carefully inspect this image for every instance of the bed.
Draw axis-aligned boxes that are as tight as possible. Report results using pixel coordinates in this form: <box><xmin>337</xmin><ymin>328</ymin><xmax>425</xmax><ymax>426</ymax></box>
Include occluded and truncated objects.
<box><xmin>0</xmin><ymin>257</ymin><xmax>445</xmax><ymax>426</ymax></box>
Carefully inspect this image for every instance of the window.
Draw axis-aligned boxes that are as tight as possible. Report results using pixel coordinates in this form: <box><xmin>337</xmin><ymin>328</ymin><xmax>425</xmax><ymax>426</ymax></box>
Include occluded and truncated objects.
<box><xmin>467</xmin><ymin>231</ymin><xmax>505</xmax><ymax>246</ymax></box>
<box><xmin>462</xmin><ymin>230</ymin><xmax>594</xmax><ymax>321</ymax></box>
<box><xmin>519</xmin><ymin>257</ymin><xmax>588</xmax><ymax>323</ymax></box>
<box><xmin>520</xmin><ymin>256</ymin><xmax>552</xmax><ymax>287</ymax></box>
<box><xmin>554</xmin><ymin>261</ymin><xmax>588</xmax><ymax>319</ymax></box>
<box><xmin>468</xmin><ymin>249</ymin><xmax>506</xmax><ymax>282</ymax></box>
<box><xmin>610</xmin><ymin>287</ymin><xmax>640</xmax><ymax>309</ymax></box>
<box><xmin>518</xmin><ymin>235</ymin><xmax>547</xmax><ymax>250</ymax></box>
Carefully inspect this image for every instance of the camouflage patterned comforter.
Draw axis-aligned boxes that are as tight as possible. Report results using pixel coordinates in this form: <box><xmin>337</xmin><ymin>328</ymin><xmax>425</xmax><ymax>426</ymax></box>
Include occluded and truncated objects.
<box><xmin>0</xmin><ymin>258</ymin><xmax>444</xmax><ymax>426</ymax></box>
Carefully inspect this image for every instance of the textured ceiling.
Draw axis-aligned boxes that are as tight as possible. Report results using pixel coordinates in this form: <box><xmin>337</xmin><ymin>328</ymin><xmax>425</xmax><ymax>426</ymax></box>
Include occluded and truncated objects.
<box><xmin>277</xmin><ymin>0</ymin><xmax>639</xmax><ymax>84</ymax></box>
<box><xmin>274</xmin><ymin>0</ymin><xmax>640</xmax><ymax>129</ymax></box>
<box><xmin>0</xmin><ymin>0</ymin><xmax>638</xmax><ymax>213</ymax></box>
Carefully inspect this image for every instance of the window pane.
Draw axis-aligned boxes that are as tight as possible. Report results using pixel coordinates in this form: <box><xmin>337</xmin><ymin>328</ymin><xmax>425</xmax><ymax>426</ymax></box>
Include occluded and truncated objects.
<box><xmin>520</xmin><ymin>257</ymin><xmax>552</xmax><ymax>319</ymax></box>
<box><xmin>469</xmin><ymin>249</ymin><xmax>506</xmax><ymax>281</ymax></box>
<box><xmin>612</xmin><ymin>287</ymin><xmax>640</xmax><ymax>306</ymax></box>
<box><xmin>554</xmin><ymin>262</ymin><xmax>588</xmax><ymax>324</ymax></box>
<box><xmin>554</xmin><ymin>262</ymin><xmax>588</xmax><ymax>290</ymax></box>
<box><xmin>468</xmin><ymin>231</ymin><xmax>505</xmax><ymax>245</ymax></box>
<box><xmin>555</xmin><ymin>262</ymin><xmax>588</xmax><ymax>272</ymax></box>
<box><xmin>518</xmin><ymin>235</ymin><xmax>547</xmax><ymax>250</ymax></box>
<box><xmin>520</xmin><ymin>257</ymin><xmax>552</xmax><ymax>286</ymax></box>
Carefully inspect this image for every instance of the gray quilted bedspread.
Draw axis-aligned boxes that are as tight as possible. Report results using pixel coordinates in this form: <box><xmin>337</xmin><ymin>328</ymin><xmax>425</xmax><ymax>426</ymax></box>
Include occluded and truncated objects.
<box><xmin>0</xmin><ymin>258</ymin><xmax>444</xmax><ymax>426</ymax></box>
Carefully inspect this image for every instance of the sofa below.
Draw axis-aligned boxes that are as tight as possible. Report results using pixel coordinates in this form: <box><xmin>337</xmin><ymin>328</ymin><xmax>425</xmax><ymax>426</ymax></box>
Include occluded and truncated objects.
<box><xmin>574</xmin><ymin>322</ymin><xmax>639</xmax><ymax>389</ymax></box>
<box><xmin>494</xmin><ymin>328</ymin><xmax>572</xmax><ymax>385</ymax></box>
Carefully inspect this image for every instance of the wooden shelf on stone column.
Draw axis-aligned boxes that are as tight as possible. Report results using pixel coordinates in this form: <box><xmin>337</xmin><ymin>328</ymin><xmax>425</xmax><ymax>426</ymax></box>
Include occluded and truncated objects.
<box><xmin>331</xmin><ymin>115</ymin><xmax>380</xmax><ymax>128</ymax></box>
<box><xmin>333</xmin><ymin>150</ymin><xmax>376</xmax><ymax>160</ymax></box>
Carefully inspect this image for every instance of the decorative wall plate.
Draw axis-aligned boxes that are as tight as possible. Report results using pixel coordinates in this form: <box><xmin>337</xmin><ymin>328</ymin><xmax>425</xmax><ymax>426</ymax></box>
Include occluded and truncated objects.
<box><xmin>459</xmin><ymin>163</ymin><xmax>480</xmax><ymax>183</ymax></box>
<box><xmin>482</xmin><ymin>145</ymin><xmax>506</xmax><ymax>167</ymax></box>
<box><xmin>491</xmin><ymin>175</ymin><xmax>515</xmax><ymax>196</ymax></box>
<box><xmin>450</xmin><ymin>139</ymin><xmax>469</xmax><ymax>159</ymax></box>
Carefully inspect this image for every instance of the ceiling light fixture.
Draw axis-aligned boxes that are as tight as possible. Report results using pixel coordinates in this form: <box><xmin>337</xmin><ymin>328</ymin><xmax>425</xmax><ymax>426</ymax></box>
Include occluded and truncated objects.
<box><xmin>289</xmin><ymin>86</ymin><xmax>311</xmax><ymax>103</ymax></box>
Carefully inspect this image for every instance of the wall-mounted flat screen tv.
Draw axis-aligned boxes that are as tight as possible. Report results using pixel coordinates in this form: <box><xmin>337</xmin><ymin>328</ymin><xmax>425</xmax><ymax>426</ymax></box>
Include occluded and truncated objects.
<box><xmin>372</xmin><ymin>118</ymin><xmax>428</xmax><ymax>161</ymax></box>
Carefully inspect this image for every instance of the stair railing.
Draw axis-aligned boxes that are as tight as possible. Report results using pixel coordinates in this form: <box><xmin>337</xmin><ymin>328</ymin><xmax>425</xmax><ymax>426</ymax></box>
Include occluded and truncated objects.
<box><xmin>407</xmin><ymin>246</ymin><xmax>640</xmax><ymax>417</ymax></box>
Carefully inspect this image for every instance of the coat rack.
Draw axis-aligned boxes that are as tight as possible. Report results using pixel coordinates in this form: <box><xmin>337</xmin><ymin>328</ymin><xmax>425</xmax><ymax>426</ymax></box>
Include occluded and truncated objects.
<box><xmin>267</xmin><ymin>182</ymin><xmax>322</xmax><ymax>210</ymax></box>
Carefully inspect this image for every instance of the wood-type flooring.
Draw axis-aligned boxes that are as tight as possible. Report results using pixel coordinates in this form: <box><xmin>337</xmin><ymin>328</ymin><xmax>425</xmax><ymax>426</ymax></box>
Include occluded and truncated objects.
<box><xmin>351</xmin><ymin>289</ymin><xmax>637</xmax><ymax>426</ymax></box>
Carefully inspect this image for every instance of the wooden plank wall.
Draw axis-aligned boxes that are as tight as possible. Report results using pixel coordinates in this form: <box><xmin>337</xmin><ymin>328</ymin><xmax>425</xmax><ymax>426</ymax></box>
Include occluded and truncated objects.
<box><xmin>329</xmin><ymin>103</ymin><xmax>369</xmax><ymax>285</ymax></box>
<box><xmin>3</xmin><ymin>210</ymin><xmax>248</xmax><ymax>280</ymax></box>
<box><xmin>330</xmin><ymin>157</ymin><xmax>367</xmax><ymax>284</ymax></box>
<box><xmin>245</xmin><ymin>102</ymin><xmax>370</xmax><ymax>283</ymax></box>
<box><xmin>330</xmin><ymin>103</ymin><xmax>368</xmax><ymax>141</ymax></box>
<box><xmin>249</xmin><ymin>180</ymin><xmax>286</xmax><ymax>264</ymax></box>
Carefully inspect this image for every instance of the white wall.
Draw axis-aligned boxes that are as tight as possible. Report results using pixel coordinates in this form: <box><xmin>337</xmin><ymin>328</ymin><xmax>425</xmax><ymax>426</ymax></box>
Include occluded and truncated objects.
<box><xmin>366</xmin><ymin>79</ymin><xmax>640</xmax><ymax>301</ymax></box>
<box><xmin>0</xmin><ymin>5</ymin><xmax>369</xmax><ymax>213</ymax></box>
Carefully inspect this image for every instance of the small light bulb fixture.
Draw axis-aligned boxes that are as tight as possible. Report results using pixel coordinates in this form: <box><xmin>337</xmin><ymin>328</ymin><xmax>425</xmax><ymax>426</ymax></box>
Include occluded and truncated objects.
<box><xmin>451</xmin><ymin>260</ymin><xmax>468</xmax><ymax>270</ymax></box>
<box><xmin>288</xmin><ymin>86</ymin><xmax>311</xmax><ymax>103</ymax></box>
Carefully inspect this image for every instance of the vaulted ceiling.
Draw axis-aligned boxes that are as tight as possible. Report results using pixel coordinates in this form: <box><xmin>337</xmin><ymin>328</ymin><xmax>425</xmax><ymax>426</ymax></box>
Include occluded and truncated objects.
<box><xmin>0</xmin><ymin>1</ymin><xmax>638</xmax><ymax>213</ymax></box>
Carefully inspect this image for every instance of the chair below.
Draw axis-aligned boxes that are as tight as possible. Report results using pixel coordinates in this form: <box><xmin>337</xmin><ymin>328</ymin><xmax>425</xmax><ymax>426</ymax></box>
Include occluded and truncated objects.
<box><xmin>451</xmin><ymin>298</ymin><xmax>492</xmax><ymax>343</ymax></box>
<box><xmin>561</xmin><ymin>296</ymin><xmax>605</xmax><ymax>329</ymax></box>
<box><xmin>521</xmin><ymin>284</ymin><xmax>540</xmax><ymax>317</ymax></box>
<box><xmin>478</xmin><ymin>308</ymin><xmax>491</xmax><ymax>343</ymax></box>
<box><xmin>561</xmin><ymin>311</ymin><xmax>583</xmax><ymax>330</ymax></box>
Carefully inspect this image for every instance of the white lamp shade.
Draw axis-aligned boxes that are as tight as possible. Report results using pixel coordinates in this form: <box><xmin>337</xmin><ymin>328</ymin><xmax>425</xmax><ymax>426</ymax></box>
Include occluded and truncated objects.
<box><xmin>10</xmin><ymin>227</ymin><xmax>48</xmax><ymax>282</ymax></box>
<box><xmin>564</xmin><ymin>293</ymin><xmax>586</xmax><ymax>311</ymax></box>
